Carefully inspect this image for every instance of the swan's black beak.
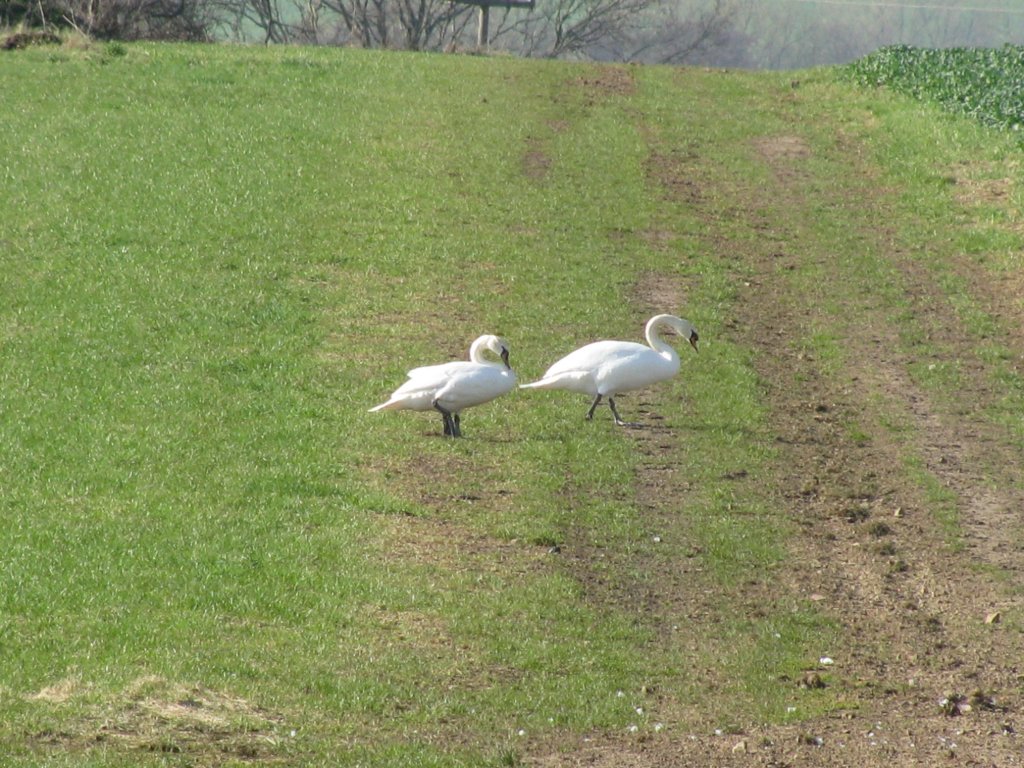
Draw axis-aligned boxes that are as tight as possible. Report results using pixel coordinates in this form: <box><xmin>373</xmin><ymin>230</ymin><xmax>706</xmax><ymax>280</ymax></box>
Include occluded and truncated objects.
<box><xmin>501</xmin><ymin>347</ymin><xmax>511</xmax><ymax>369</ymax></box>
<box><xmin>689</xmin><ymin>330</ymin><xmax>699</xmax><ymax>352</ymax></box>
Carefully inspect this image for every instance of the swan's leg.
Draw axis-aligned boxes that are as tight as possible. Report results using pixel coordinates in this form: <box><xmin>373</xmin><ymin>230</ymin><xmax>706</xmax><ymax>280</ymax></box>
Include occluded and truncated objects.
<box><xmin>434</xmin><ymin>402</ymin><xmax>457</xmax><ymax>437</ymax></box>
<box><xmin>585</xmin><ymin>394</ymin><xmax>603</xmax><ymax>420</ymax></box>
<box><xmin>608</xmin><ymin>397</ymin><xmax>641</xmax><ymax>428</ymax></box>
<box><xmin>452</xmin><ymin>413</ymin><xmax>462</xmax><ymax>438</ymax></box>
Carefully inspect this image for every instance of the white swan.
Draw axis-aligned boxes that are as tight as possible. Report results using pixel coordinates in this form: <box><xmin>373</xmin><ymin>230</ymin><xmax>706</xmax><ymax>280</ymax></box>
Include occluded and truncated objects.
<box><xmin>369</xmin><ymin>334</ymin><xmax>516</xmax><ymax>437</ymax></box>
<box><xmin>520</xmin><ymin>314</ymin><xmax>698</xmax><ymax>426</ymax></box>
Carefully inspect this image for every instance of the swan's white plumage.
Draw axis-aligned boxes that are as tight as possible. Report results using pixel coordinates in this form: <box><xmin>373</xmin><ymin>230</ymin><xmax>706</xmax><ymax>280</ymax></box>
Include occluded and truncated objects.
<box><xmin>370</xmin><ymin>335</ymin><xmax>516</xmax><ymax>435</ymax></box>
<box><xmin>520</xmin><ymin>314</ymin><xmax>697</xmax><ymax>424</ymax></box>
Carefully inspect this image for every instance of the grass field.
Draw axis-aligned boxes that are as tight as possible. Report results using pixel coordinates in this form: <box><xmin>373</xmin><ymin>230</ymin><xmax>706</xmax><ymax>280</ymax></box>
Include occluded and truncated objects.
<box><xmin>3</xmin><ymin>41</ymin><xmax>1024</xmax><ymax>766</ymax></box>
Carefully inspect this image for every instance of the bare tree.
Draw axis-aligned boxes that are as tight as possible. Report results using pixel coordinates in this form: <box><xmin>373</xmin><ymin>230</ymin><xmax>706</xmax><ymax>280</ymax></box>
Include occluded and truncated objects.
<box><xmin>393</xmin><ymin>0</ymin><xmax>459</xmax><ymax>48</ymax></box>
<box><xmin>213</xmin><ymin>0</ymin><xmax>473</xmax><ymax>49</ymax></box>
<box><xmin>323</xmin><ymin>0</ymin><xmax>392</xmax><ymax>46</ymax></box>
<box><xmin>57</xmin><ymin>0</ymin><xmax>216</xmax><ymax>39</ymax></box>
<box><xmin>613</xmin><ymin>0</ymin><xmax>737</xmax><ymax>64</ymax></box>
<box><xmin>198</xmin><ymin>0</ymin><xmax>741</xmax><ymax>59</ymax></box>
<box><xmin>489</xmin><ymin>0</ymin><xmax>738</xmax><ymax>61</ymax></box>
<box><xmin>2</xmin><ymin>0</ymin><xmax>67</xmax><ymax>27</ymax></box>
<box><xmin>499</xmin><ymin>0</ymin><xmax>654</xmax><ymax>58</ymax></box>
<box><xmin>213</xmin><ymin>0</ymin><xmax>301</xmax><ymax>41</ymax></box>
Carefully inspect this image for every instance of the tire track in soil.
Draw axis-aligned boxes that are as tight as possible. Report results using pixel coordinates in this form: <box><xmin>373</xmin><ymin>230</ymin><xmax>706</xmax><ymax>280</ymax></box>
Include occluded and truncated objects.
<box><xmin>531</xmin><ymin>88</ymin><xmax>1024</xmax><ymax>766</ymax></box>
<box><xmin>669</xmin><ymin>130</ymin><xmax>1024</xmax><ymax>764</ymax></box>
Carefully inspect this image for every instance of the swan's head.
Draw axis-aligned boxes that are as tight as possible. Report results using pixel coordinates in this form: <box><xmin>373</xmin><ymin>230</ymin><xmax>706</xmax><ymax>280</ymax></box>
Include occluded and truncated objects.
<box><xmin>651</xmin><ymin>315</ymin><xmax>699</xmax><ymax>352</ymax></box>
<box><xmin>472</xmin><ymin>334</ymin><xmax>512</xmax><ymax>368</ymax></box>
<box><xmin>492</xmin><ymin>336</ymin><xmax>512</xmax><ymax>369</ymax></box>
<box><xmin>685</xmin><ymin>325</ymin><xmax>699</xmax><ymax>352</ymax></box>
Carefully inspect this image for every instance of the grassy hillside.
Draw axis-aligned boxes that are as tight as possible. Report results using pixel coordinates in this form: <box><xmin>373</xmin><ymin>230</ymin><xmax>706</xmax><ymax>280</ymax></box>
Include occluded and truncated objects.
<box><xmin>2</xmin><ymin>42</ymin><xmax>1023</xmax><ymax>766</ymax></box>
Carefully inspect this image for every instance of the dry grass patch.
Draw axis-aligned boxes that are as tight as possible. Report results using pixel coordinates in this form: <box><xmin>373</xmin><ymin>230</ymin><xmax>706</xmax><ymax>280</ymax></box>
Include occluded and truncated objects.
<box><xmin>752</xmin><ymin>134</ymin><xmax>812</xmax><ymax>162</ymax></box>
<box><xmin>27</xmin><ymin>676</ymin><xmax>87</xmax><ymax>705</ymax></box>
<box><xmin>27</xmin><ymin>675</ymin><xmax>287</xmax><ymax>761</ymax></box>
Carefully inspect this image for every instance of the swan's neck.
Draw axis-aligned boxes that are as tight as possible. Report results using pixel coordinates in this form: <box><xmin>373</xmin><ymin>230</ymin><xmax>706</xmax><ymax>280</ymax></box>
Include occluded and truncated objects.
<box><xmin>468</xmin><ymin>338</ymin><xmax>489</xmax><ymax>364</ymax></box>
<box><xmin>645</xmin><ymin>320</ymin><xmax>678</xmax><ymax>360</ymax></box>
<box><xmin>469</xmin><ymin>338</ymin><xmax>502</xmax><ymax>366</ymax></box>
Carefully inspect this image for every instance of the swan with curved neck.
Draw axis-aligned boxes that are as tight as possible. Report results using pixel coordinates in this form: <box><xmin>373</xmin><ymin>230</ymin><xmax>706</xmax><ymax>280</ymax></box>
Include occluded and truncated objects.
<box><xmin>370</xmin><ymin>334</ymin><xmax>515</xmax><ymax>437</ymax></box>
<box><xmin>520</xmin><ymin>314</ymin><xmax>698</xmax><ymax>426</ymax></box>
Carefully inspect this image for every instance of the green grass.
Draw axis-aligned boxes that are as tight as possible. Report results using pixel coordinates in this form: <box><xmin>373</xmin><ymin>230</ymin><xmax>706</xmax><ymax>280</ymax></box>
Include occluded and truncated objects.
<box><xmin>0</xmin><ymin>43</ymin><xmax>804</xmax><ymax>765</ymax></box>
<box><xmin>1</xmin><ymin>45</ymin><xmax>636</xmax><ymax>763</ymax></box>
<box><xmin>3</xmin><ymin>42</ymin><xmax>1024</xmax><ymax>766</ymax></box>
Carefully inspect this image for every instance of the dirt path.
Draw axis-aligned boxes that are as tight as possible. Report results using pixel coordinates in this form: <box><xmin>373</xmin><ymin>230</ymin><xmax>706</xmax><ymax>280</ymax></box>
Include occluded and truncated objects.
<box><xmin>531</xmin><ymin>71</ymin><xmax>1024</xmax><ymax>767</ymax></box>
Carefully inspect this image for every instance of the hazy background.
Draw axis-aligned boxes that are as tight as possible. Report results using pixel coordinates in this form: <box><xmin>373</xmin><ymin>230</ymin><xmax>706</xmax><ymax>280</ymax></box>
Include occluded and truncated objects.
<box><xmin>713</xmin><ymin>0</ymin><xmax>1024</xmax><ymax>69</ymax></box>
<box><xmin>7</xmin><ymin>0</ymin><xmax>1024</xmax><ymax>67</ymax></box>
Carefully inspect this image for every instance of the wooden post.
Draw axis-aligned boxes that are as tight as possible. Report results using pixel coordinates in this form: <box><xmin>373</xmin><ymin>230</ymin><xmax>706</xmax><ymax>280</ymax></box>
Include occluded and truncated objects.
<box><xmin>477</xmin><ymin>4</ymin><xmax>489</xmax><ymax>49</ymax></box>
<box><xmin>453</xmin><ymin>0</ymin><xmax>532</xmax><ymax>51</ymax></box>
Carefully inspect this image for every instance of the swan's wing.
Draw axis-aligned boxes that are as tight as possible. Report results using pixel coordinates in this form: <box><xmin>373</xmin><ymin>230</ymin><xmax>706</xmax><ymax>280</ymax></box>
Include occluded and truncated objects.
<box><xmin>373</xmin><ymin>363</ymin><xmax>514</xmax><ymax>412</ymax></box>
<box><xmin>405</xmin><ymin>360</ymin><xmax>469</xmax><ymax>380</ymax></box>
<box><xmin>599</xmin><ymin>349</ymin><xmax>677</xmax><ymax>393</ymax></box>
<box><xmin>369</xmin><ymin>376</ymin><xmax>441</xmax><ymax>411</ymax></box>
<box><xmin>369</xmin><ymin>363</ymin><xmax>465</xmax><ymax>412</ymax></box>
<box><xmin>522</xmin><ymin>341</ymin><xmax>669</xmax><ymax>396</ymax></box>
<box><xmin>541</xmin><ymin>341</ymin><xmax>648</xmax><ymax>378</ymax></box>
<box><xmin>519</xmin><ymin>342</ymin><xmax>619</xmax><ymax>392</ymax></box>
<box><xmin>434</xmin><ymin>365</ymin><xmax>516</xmax><ymax>410</ymax></box>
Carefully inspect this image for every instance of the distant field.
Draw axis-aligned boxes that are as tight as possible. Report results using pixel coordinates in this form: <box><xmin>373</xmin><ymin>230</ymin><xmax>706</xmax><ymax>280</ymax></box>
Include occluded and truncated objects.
<box><xmin>2</xmin><ymin>41</ymin><xmax>1024</xmax><ymax>767</ymax></box>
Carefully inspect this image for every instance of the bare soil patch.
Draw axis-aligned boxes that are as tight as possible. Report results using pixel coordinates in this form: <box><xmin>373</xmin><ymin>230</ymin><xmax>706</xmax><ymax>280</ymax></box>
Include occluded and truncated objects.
<box><xmin>380</xmin><ymin>506</ymin><xmax>551</xmax><ymax>578</ymax></box>
<box><xmin>572</xmin><ymin>65</ymin><xmax>637</xmax><ymax>101</ymax></box>
<box><xmin>524</xmin><ymin>139</ymin><xmax>554</xmax><ymax>181</ymax></box>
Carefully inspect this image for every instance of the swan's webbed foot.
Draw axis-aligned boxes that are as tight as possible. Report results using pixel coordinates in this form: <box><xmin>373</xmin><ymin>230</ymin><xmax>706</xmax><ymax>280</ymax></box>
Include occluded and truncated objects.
<box><xmin>609</xmin><ymin>398</ymin><xmax>642</xmax><ymax>428</ymax></box>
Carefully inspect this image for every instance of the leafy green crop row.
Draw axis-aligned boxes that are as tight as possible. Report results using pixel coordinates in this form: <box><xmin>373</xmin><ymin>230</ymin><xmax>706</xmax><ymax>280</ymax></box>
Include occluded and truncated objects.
<box><xmin>846</xmin><ymin>44</ymin><xmax>1024</xmax><ymax>135</ymax></box>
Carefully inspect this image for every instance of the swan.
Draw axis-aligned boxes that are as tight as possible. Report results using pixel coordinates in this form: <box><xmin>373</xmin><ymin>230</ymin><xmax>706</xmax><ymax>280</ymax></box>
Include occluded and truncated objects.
<box><xmin>369</xmin><ymin>334</ymin><xmax>516</xmax><ymax>437</ymax></box>
<box><xmin>520</xmin><ymin>314</ymin><xmax>698</xmax><ymax>426</ymax></box>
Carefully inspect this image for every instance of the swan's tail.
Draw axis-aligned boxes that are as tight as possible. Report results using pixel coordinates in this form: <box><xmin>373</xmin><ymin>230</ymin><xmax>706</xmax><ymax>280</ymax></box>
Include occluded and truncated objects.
<box><xmin>368</xmin><ymin>399</ymin><xmax>401</xmax><ymax>412</ymax></box>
